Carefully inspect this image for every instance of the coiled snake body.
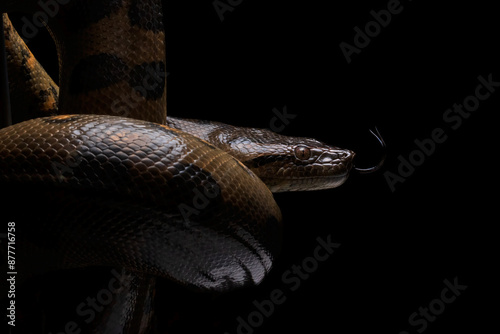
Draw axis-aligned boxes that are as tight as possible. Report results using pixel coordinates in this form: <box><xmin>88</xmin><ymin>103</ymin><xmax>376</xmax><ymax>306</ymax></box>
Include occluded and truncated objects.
<box><xmin>0</xmin><ymin>1</ymin><xmax>362</xmax><ymax>332</ymax></box>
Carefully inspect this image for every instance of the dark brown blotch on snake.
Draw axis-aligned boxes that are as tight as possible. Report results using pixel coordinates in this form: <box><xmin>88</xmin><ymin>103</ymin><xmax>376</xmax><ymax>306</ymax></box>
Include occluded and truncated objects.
<box><xmin>0</xmin><ymin>114</ymin><xmax>283</xmax><ymax>291</ymax></box>
<box><xmin>129</xmin><ymin>61</ymin><xmax>166</xmax><ymax>100</ymax></box>
<box><xmin>69</xmin><ymin>53</ymin><xmax>129</xmax><ymax>94</ymax></box>
<box><xmin>128</xmin><ymin>0</ymin><xmax>164</xmax><ymax>33</ymax></box>
<box><xmin>0</xmin><ymin>2</ymin><xmax>378</xmax><ymax>331</ymax></box>
<box><xmin>64</xmin><ymin>0</ymin><xmax>125</xmax><ymax>32</ymax></box>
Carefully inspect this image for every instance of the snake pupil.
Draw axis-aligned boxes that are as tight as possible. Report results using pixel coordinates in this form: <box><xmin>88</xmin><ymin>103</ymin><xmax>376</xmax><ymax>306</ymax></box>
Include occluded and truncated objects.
<box><xmin>294</xmin><ymin>146</ymin><xmax>311</xmax><ymax>160</ymax></box>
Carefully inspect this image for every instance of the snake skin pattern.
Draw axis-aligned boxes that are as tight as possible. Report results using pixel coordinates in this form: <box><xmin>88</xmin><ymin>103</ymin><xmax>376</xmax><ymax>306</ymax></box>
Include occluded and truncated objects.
<box><xmin>2</xmin><ymin>12</ymin><xmax>356</xmax><ymax>193</ymax></box>
<box><xmin>0</xmin><ymin>114</ymin><xmax>282</xmax><ymax>291</ymax></box>
<box><xmin>166</xmin><ymin>117</ymin><xmax>355</xmax><ymax>192</ymax></box>
<box><xmin>2</xmin><ymin>13</ymin><xmax>59</xmax><ymax>123</ymax></box>
<box><xmin>1</xmin><ymin>0</ymin><xmax>357</xmax><ymax>332</ymax></box>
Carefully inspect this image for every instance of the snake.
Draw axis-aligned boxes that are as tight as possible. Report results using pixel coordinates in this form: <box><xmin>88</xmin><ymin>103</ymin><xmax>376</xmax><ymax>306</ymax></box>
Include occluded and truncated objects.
<box><xmin>0</xmin><ymin>1</ymin><xmax>382</xmax><ymax>332</ymax></box>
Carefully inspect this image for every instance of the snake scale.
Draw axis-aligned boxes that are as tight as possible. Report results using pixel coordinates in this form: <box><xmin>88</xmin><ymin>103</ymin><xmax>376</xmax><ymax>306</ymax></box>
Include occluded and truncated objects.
<box><xmin>0</xmin><ymin>0</ymin><xmax>377</xmax><ymax>332</ymax></box>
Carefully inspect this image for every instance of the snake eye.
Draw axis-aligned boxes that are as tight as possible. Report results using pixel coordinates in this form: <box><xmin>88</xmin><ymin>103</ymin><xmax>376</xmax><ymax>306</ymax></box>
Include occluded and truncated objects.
<box><xmin>294</xmin><ymin>146</ymin><xmax>311</xmax><ymax>160</ymax></box>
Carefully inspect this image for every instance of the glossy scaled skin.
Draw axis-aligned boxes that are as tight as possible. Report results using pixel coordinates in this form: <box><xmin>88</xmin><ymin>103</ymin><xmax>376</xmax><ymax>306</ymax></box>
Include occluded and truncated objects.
<box><xmin>2</xmin><ymin>14</ymin><xmax>59</xmax><ymax>123</ymax></box>
<box><xmin>1</xmin><ymin>1</ymin><xmax>356</xmax><ymax>331</ymax></box>
<box><xmin>2</xmin><ymin>12</ymin><xmax>356</xmax><ymax>193</ymax></box>
<box><xmin>0</xmin><ymin>114</ymin><xmax>282</xmax><ymax>291</ymax></box>
<box><xmin>167</xmin><ymin>117</ymin><xmax>356</xmax><ymax>192</ymax></box>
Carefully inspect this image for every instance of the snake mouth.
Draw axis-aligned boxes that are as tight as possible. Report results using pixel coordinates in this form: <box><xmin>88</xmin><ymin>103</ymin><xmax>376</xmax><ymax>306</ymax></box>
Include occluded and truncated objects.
<box><xmin>261</xmin><ymin>149</ymin><xmax>355</xmax><ymax>192</ymax></box>
<box><xmin>262</xmin><ymin>173</ymin><xmax>351</xmax><ymax>192</ymax></box>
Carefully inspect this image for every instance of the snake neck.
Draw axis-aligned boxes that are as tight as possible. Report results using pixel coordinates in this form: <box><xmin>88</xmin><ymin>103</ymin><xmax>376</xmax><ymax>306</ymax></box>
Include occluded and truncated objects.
<box><xmin>45</xmin><ymin>0</ymin><xmax>167</xmax><ymax>124</ymax></box>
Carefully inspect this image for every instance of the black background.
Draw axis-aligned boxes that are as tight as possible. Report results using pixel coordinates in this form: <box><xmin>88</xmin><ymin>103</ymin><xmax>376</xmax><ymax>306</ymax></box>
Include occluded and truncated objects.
<box><xmin>4</xmin><ymin>0</ymin><xmax>498</xmax><ymax>333</ymax></box>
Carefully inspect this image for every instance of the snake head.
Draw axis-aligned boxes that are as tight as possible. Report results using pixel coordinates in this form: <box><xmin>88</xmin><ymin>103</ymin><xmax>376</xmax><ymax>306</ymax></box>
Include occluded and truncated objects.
<box><xmin>239</xmin><ymin>135</ymin><xmax>355</xmax><ymax>192</ymax></box>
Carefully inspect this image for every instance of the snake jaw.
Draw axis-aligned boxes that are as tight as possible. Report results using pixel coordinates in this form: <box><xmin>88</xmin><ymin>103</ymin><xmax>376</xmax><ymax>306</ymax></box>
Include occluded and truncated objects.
<box><xmin>165</xmin><ymin>117</ymin><xmax>361</xmax><ymax>192</ymax></box>
<box><xmin>255</xmin><ymin>147</ymin><xmax>356</xmax><ymax>192</ymax></box>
